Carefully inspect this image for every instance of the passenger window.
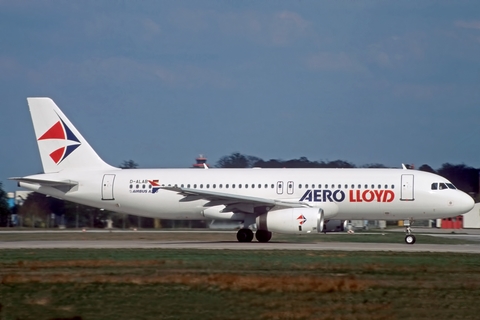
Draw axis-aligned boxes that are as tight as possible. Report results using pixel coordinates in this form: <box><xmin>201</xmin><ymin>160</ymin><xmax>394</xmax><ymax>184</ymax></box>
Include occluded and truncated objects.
<box><xmin>351</xmin><ymin>184</ymin><xmax>355</xmax><ymax>189</ymax></box>
<box><xmin>226</xmin><ymin>184</ymin><xmax>229</xmax><ymax>188</ymax></box>
<box><xmin>358</xmin><ymin>184</ymin><xmax>361</xmax><ymax>189</ymax></box>
<box><xmin>378</xmin><ymin>184</ymin><xmax>381</xmax><ymax>189</ymax></box>
<box><xmin>239</xmin><ymin>184</ymin><xmax>242</xmax><ymax>189</ymax></box>
<box><xmin>431</xmin><ymin>183</ymin><xmax>438</xmax><ymax>190</ymax></box>
<box><xmin>251</xmin><ymin>184</ymin><xmax>255</xmax><ymax>188</ymax></box>
<box><xmin>371</xmin><ymin>184</ymin><xmax>374</xmax><ymax>189</ymax></box>
<box><xmin>206</xmin><ymin>184</ymin><xmax>210</xmax><ymax>188</ymax></box>
<box><xmin>200</xmin><ymin>184</ymin><xmax>203</xmax><ymax>188</ymax></box>
<box><xmin>245</xmin><ymin>184</ymin><xmax>248</xmax><ymax>188</ymax></box>
<box><xmin>338</xmin><ymin>184</ymin><xmax>341</xmax><ymax>189</ymax></box>
<box><xmin>258</xmin><ymin>184</ymin><xmax>261</xmax><ymax>188</ymax></box>
<box><xmin>384</xmin><ymin>184</ymin><xmax>388</xmax><ymax>189</ymax></box>
<box><xmin>187</xmin><ymin>184</ymin><xmax>190</xmax><ymax>188</ymax></box>
<box><xmin>213</xmin><ymin>184</ymin><xmax>216</xmax><ymax>189</ymax></box>
<box><xmin>391</xmin><ymin>185</ymin><xmax>394</xmax><ymax>189</ymax></box>
<box><xmin>264</xmin><ymin>184</ymin><xmax>268</xmax><ymax>188</ymax></box>
<box><xmin>271</xmin><ymin>184</ymin><xmax>274</xmax><ymax>188</ymax></box>
<box><xmin>345</xmin><ymin>184</ymin><xmax>348</xmax><ymax>189</ymax></box>
<box><xmin>194</xmin><ymin>184</ymin><xmax>197</xmax><ymax>188</ymax></box>
<box><xmin>232</xmin><ymin>184</ymin><xmax>235</xmax><ymax>188</ymax></box>
<box><xmin>365</xmin><ymin>184</ymin><xmax>368</xmax><ymax>189</ymax></box>
<box><xmin>299</xmin><ymin>184</ymin><xmax>302</xmax><ymax>189</ymax></box>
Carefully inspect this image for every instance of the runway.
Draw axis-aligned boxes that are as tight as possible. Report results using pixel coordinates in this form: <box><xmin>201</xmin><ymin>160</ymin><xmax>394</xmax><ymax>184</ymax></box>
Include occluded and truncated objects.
<box><xmin>1</xmin><ymin>229</ymin><xmax>480</xmax><ymax>253</ymax></box>
<box><xmin>1</xmin><ymin>239</ymin><xmax>480</xmax><ymax>253</ymax></box>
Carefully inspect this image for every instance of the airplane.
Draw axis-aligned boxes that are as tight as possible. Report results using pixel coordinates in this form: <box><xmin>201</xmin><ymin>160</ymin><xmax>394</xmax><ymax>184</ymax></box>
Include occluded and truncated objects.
<box><xmin>11</xmin><ymin>98</ymin><xmax>475</xmax><ymax>244</ymax></box>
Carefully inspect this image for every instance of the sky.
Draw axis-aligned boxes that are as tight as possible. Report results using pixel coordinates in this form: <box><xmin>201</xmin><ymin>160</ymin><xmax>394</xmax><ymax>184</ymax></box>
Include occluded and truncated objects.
<box><xmin>1</xmin><ymin>0</ymin><xmax>480</xmax><ymax>191</ymax></box>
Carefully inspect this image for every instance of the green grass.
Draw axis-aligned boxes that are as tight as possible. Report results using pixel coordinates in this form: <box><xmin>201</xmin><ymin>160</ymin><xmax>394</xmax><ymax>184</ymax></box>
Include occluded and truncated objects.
<box><xmin>1</xmin><ymin>249</ymin><xmax>480</xmax><ymax>319</ymax></box>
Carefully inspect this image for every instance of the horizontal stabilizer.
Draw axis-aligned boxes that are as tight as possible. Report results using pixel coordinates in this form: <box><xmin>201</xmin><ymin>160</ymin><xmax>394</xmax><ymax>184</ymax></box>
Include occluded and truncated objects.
<box><xmin>9</xmin><ymin>177</ymin><xmax>78</xmax><ymax>187</ymax></box>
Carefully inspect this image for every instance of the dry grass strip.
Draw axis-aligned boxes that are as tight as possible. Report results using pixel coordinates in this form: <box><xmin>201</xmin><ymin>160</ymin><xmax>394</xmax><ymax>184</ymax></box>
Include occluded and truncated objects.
<box><xmin>1</xmin><ymin>273</ymin><xmax>369</xmax><ymax>293</ymax></box>
<box><xmin>14</xmin><ymin>259</ymin><xmax>167</xmax><ymax>268</ymax></box>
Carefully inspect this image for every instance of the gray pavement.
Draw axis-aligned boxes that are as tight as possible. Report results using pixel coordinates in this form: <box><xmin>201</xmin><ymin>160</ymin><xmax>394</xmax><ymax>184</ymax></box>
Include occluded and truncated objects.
<box><xmin>1</xmin><ymin>229</ymin><xmax>480</xmax><ymax>253</ymax></box>
<box><xmin>0</xmin><ymin>239</ymin><xmax>480</xmax><ymax>253</ymax></box>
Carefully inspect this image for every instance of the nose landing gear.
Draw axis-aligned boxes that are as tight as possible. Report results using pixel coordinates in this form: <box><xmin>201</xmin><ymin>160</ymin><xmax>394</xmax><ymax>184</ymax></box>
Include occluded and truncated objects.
<box><xmin>404</xmin><ymin>219</ymin><xmax>416</xmax><ymax>244</ymax></box>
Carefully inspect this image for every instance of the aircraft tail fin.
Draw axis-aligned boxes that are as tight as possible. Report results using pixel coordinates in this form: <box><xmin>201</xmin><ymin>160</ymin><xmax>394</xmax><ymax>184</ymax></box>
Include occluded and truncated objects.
<box><xmin>27</xmin><ymin>97</ymin><xmax>116</xmax><ymax>173</ymax></box>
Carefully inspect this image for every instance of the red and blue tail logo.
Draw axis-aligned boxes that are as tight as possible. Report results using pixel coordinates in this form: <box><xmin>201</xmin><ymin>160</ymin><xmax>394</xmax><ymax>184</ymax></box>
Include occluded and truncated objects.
<box><xmin>38</xmin><ymin>116</ymin><xmax>81</xmax><ymax>164</ymax></box>
<box><xmin>297</xmin><ymin>214</ymin><xmax>307</xmax><ymax>225</ymax></box>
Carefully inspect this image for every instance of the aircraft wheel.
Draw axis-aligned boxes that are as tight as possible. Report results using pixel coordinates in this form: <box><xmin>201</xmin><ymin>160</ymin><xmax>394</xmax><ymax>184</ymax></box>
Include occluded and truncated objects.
<box><xmin>405</xmin><ymin>234</ymin><xmax>416</xmax><ymax>245</ymax></box>
<box><xmin>255</xmin><ymin>230</ymin><xmax>272</xmax><ymax>243</ymax></box>
<box><xmin>237</xmin><ymin>229</ymin><xmax>254</xmax><ymax>242</ymax></box>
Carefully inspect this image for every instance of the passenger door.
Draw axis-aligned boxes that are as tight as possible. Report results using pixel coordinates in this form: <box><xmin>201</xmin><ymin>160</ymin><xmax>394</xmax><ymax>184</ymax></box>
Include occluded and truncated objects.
<box><xmin>102</xmin><ymin>174</ymin><xmax>116</xmax><ymax>200</ymax></box>
<box><xmin>400</xmin><ymin>174</ymin><xmax>414</xmax><ymax>201</ymax></box>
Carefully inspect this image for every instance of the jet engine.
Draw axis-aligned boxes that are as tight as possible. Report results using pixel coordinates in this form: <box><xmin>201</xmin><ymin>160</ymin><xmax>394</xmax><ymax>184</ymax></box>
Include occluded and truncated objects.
<box><xmin>256</xmin><ymin>207</ymin><xmax>324</xmax><ymax>234</ymax></box>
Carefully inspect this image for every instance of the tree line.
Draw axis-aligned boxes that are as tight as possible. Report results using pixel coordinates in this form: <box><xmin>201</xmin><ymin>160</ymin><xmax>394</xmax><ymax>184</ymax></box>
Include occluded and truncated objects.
<box><xmin>216</xmin><ymin>153</ymin><xmax>479</xmax><ymax>196</ymax></box>
<box><xmin>0</xmin><ymin>154</ymin><xmax>478</xmax><ymax>228</ymax></box>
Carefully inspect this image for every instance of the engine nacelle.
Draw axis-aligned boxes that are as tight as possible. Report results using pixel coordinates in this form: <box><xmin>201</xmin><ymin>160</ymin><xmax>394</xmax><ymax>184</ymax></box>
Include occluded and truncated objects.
<box><xmin>324</xmin><ymin>220</ymin><xmax>348</xmax><ymax>232</ymax></box>
<box><xmin>256</xmin><ymin>208</ymin><xmax>324</xmax><ymax>234</ymax></box>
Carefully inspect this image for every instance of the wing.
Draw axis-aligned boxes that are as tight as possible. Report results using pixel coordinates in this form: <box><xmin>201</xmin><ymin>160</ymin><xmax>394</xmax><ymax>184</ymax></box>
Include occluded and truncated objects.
<box><xmin>161</xmin><ymin>186</ymin><xmax>311</xmax><ymax>213</ymax></box>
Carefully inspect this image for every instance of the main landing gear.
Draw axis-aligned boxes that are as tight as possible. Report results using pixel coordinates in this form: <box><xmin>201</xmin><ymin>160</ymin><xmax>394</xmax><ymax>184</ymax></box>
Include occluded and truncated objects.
<box><xmin>236</xmin><ymin>228</ymin><xmax>253</xmax><ymax>242</ymax></box>
<box><xmin>236</xmin><ymin>229</ymin><xmax>272</xmax><ymax>243</ymax></box>
<box><xmin>404</xmin><ymin>219</ymin><xmax>416</xmax><ymax>244</ymax></box>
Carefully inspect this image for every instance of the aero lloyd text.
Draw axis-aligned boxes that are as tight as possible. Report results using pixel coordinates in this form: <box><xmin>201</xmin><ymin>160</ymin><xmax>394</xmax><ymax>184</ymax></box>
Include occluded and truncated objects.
<box><xmin>299</xmin><ymin>189</ymin><xmax>395</xmax><ymax>203</ymax></box>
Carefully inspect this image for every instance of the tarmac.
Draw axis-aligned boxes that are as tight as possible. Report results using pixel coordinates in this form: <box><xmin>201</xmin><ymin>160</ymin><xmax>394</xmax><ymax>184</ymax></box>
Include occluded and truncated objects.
<box><xmin>0</xmin><ymin>239</ymin><xmax>480</xmax><ymax>253</ymax></box>
<box><xmin>1</xmin><ymin>228</ymin><xmax>480</xmax><ymax>253</ymax></box>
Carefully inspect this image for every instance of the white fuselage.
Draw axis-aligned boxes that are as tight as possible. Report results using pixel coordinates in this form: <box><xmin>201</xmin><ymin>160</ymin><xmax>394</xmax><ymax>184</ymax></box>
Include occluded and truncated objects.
<box><xmin>20</xmin><ymin>167</ymin><xmax>474</xmax><ymax>221</ymax></box>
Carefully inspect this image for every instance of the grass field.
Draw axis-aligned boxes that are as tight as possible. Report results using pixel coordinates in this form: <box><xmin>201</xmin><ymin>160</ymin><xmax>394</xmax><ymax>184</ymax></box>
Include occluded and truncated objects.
<box><xmin>1</xmin><ymin>247</ymin><xmax>480</xmax><ymax>320</ymax></box>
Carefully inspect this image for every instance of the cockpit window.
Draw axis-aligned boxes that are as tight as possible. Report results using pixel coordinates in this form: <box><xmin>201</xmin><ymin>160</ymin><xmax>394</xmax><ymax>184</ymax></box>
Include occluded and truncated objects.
<box><xmin>432</xmin><ymin>182</ymin><xmax>456</xmax><ymax>190</ymax></box>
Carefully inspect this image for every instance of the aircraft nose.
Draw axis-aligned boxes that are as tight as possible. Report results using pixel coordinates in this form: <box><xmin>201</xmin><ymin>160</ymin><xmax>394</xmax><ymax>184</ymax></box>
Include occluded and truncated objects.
<box><xmin>457</xmin><ymin>192</ymin><xmax>475</xmax><ymax>214</ymax></box>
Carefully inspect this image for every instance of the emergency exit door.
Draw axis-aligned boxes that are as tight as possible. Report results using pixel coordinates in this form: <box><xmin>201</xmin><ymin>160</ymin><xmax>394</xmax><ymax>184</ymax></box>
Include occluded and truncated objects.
<box><xmin>400</xmin><ymin>174</ymin><xmax>414</xmax><ymax>201</ymax></box>
<box><xmin>102</xmin><ymin>174</ymin><xmax>116</xmax><ymax>200</ymax></box>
